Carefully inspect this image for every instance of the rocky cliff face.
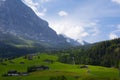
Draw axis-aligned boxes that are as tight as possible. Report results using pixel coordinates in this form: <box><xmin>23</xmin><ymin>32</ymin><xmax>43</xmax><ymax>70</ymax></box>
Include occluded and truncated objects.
<box><xmin>0</xmin><ymin>0</ymin><xmax>75</xmax><ymax>48</ymax></box>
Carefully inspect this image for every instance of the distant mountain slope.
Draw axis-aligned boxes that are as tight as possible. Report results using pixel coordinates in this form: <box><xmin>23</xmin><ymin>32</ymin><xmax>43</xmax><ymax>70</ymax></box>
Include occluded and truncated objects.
<box><xmin>0</xmin><ymin>0</ymin><xmax>79</xmax><ymax>49</ymax></box>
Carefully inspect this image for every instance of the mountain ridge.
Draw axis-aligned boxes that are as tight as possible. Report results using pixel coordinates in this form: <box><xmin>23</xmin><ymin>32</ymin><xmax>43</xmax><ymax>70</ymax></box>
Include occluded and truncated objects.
<box><xmin>0</xmin><ymin>0</ymin><xmax>80</xmax><ymax>48</ymax></box>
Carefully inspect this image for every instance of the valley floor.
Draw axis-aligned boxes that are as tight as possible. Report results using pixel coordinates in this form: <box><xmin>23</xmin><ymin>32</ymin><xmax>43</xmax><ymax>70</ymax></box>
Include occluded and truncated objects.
<box><xmin>0</xmin><ymin>54</ymin><xmax>119</xmax><ymax>80</ymax></box>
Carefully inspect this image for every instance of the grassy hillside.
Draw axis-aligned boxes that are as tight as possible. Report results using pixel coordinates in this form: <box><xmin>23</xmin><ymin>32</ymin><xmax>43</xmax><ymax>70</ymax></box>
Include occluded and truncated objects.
<box><xmin>0</xmin><ymin>54</ymin><xmax>119</xmax><ymax>80</ymax></box>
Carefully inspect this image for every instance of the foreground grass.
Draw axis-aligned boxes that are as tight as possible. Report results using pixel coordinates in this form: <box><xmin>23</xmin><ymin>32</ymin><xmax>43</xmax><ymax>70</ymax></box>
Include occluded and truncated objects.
<box><xmin>0</xmin><ymin>53</ymin><xmax>119</xmax><ymax>80</ymax></box>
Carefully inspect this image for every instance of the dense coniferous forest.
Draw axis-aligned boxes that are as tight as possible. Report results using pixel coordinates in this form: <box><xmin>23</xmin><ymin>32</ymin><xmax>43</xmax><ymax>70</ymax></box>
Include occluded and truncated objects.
<box><xmin>58</xmin><ymin>38</ymin><xmax>120</xmax><ymax>68</ymax></box>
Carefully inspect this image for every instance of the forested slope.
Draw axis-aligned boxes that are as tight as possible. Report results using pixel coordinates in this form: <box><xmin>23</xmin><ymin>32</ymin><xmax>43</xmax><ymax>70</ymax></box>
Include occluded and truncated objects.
<box><xmin>58</xmin><ymin>38</ymin><xmax>120</xmax><ymax>68</ymax></box>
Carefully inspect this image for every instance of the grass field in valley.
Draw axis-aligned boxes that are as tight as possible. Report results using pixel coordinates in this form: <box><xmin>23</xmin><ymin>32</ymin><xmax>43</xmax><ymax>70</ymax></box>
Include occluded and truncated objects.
<box><xmin>0</xmin><ymin>53</ymin><xmax>119</xmax><ymax>80</ymax></box>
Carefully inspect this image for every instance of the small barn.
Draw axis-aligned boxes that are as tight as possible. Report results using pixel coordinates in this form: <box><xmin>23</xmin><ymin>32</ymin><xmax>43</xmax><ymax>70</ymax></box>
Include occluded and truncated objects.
<box><xmin>43</xmin><ymin>59</ymin><xmax>54</xmax><ymax>64</ymax></box>
<box><xmin>3</xmin><ymin>70</ymin><xmax>28</xmax><ymax>77</ymax></box>
<box><xmin>27</xmin><ymin>65</ymin><xmax>49</xmax><ymax>72</ymax></box>
<box><xmin>36</xmin><ymin>65</ymin><xmax>49</xmax><ymax>70</ymax></box>
<box><xmin>80</xmin><ymin>65</ymin><xmax>88</xmax><ymax>69</ymax></box>
<box><xmin>7</xmin><ymin>70</ymin><xmax>19</xmax><ymax>76</ymax></box>
<box><xmin>20</xmin><ymin>72</ymin><xmax>29</xmax><ymax>76</ymax></box>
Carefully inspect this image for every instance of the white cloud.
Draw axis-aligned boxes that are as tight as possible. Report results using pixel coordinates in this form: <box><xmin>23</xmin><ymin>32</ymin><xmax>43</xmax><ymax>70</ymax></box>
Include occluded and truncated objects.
<box><xmin>41</xmin><ymin>0</ymin><xmax>50</xmax><ymax>3</ymax></box>
<box><xmin>109</xmin><ymin>24</ymin><xmax>120</xmax><ymax>39</ymax></box>
<box><xmin>109</xmin><ymin>33</ymin><xmax>118</xmax><ymax>39</ymax></box>
<box><xmin>58</xmin><ymin>11</ymin><xmax>68</xmax><ymax>17</ymax></box>
<box><xmin>92</xmin><ymin>27</ymin><xmax>99</xmax><ymax>36</ymax></box>
<box><xmin>22</xmin><ymin>0</ymin><xmax>47</xmax><ymax>17</ymax></box>
<box><xmin>37</xmin><ymin>8</ymin><xmax>47</xmax><ymax>16</ymax></box>
<box><xmin>112</xmin><ymin>0</ymin><xmax>120</xmax><ymax>4</ymax></box>
<box><xmin>48</xmin><ymin>18</ymin><xmax>99</xmax><ymax>41</ymax></box>
<box><xmin>64</xmin><ymin>26</ymin><xmax>89</xmax><ymax>40</ymax></box>
<box><xmin>117</xmin><ymin>24</ymin><xmax>120</xmax><ymax>29</ymax></box>
<box><xmin>84</xmin><ymin>22</ymin><xmax>99</xmax><ymax>36</ymax></box>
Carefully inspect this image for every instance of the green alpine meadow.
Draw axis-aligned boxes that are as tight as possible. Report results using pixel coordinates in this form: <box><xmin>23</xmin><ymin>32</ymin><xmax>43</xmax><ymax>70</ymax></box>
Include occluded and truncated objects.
<box><xmin>0</xmin><ymin>54</ymin><xmax>119</xmax><ymax>80</ymax></box>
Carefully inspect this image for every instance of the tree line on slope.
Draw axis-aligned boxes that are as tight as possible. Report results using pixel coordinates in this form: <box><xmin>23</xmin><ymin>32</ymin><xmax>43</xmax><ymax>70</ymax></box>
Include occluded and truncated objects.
<box><xmin>58</xmin><ymin>38</ymin><xmax>120</xmax><ymax>68</ymax></box>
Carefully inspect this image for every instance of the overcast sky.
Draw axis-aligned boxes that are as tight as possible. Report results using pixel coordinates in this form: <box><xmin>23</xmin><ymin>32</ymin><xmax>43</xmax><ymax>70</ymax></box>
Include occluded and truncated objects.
<box><xmin>22</xmin><ymin>0</ymin><xmax>120</xmax><ymax>43</ymax></box>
